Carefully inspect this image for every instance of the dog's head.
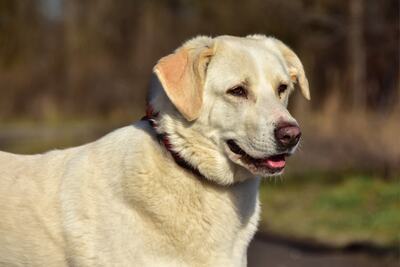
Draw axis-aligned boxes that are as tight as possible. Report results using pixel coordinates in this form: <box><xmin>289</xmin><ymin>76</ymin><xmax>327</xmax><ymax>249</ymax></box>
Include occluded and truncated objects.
<box><xmin>149</xmin><ymin>35</ymin><xmax>310</xmax><ymax>185</ymax></box>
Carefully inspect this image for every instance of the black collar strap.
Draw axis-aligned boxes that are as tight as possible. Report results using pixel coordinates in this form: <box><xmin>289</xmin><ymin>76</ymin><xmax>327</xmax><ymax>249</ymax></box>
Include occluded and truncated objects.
<box><xmin>141</xmin><ymin>106</ymin><xmax>207</xmax><ymax>180</ymax></box>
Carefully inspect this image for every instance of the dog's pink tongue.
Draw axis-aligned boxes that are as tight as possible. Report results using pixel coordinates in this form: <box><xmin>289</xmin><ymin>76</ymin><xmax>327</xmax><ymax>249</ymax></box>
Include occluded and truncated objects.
<box><xmin>265</xmin><ymin>156</ymin><xmax>286</xmax><ymax>168</ymax></box>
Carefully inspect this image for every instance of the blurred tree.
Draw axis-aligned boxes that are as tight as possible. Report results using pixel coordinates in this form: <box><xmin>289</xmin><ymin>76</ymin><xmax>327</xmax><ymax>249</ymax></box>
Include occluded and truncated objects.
<box><xmin>348</xmin><ymin>0</ymin><xmax>366</xmax><ymax>110</ymax></box>
<box><xmin>0</xmin><ymin>0</ymin><xmax>40</xmax><ymax>67</ymax></box>
<box><xmin>0</xmin><ymin>0</ymin><xmax>398</xmax><ymax>118</ymax></box>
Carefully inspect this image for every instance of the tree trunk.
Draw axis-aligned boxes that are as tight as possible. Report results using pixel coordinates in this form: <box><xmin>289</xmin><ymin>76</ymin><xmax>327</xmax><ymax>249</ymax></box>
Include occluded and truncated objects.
<box><xmin>348</xmin><ymin>0</ymin><xmax>366</xmax><ymax>111</ymax></box>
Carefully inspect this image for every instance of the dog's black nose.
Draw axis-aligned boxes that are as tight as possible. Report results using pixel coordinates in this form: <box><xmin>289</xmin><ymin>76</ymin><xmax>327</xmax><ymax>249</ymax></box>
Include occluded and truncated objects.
<box><xmin>274</xmin><ymin>123</ymin><xmax>301</xmax><ymax>149</ymax></box>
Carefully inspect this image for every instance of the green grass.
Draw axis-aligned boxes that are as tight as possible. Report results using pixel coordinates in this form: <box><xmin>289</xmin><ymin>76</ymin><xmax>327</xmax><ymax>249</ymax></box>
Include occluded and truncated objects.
<box><xmin>259</xmin><ymin>173</ymin><xmax>400</xmax><ymax>247</ymax></box>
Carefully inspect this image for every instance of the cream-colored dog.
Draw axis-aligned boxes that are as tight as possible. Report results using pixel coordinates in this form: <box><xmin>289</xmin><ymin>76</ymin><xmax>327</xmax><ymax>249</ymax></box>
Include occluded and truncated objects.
<box><xmin>0</xmin><ymin>35</ymin><xmax>309</xmax><ymax>267</ymax></box>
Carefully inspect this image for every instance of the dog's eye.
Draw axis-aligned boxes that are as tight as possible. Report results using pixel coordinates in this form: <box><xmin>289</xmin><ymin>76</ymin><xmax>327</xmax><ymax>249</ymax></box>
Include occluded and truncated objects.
<box><xmin>277</xmin><ymin>84</ymin><xmax>288</xmax><ymax>96</ymax></box>
<box><xmin>227</xmin><ymin>86</ymin><xmax>248</xmax><ymax>98</ymax></box>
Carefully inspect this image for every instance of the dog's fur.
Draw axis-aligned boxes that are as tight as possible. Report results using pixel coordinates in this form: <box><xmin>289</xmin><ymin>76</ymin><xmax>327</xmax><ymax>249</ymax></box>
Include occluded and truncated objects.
<box><xmin>0</xmin><ymin>35</ymin><xmax>309</xmax><ymax>267</ymax></box>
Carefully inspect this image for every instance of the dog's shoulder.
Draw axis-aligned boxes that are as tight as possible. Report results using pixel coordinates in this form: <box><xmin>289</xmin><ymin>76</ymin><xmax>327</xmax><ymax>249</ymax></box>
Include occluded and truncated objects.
<box><xmin>92</xmin><ymin>120</ymin><xmax>159</xmax><ymax>154</ymax></box>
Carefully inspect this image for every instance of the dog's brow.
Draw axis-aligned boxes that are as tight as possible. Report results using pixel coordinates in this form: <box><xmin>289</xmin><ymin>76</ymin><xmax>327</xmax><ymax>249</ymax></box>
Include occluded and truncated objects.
<box><xmin>278</xmin><ymin>77</ymin><xmax>291</xmax><ymax>85</ymax></box>
<box><xmin>242</xmin><ymin>78</ymin><xmax>250</xmax><ymax>87</ymax></box>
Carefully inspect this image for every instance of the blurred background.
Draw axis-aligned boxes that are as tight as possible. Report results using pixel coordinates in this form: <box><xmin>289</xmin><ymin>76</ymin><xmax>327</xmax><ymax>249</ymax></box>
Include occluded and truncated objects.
<box><xmin>0</xmin><ymin>0</ymin><xmax>399</xmax><ymax>266</ymax></box>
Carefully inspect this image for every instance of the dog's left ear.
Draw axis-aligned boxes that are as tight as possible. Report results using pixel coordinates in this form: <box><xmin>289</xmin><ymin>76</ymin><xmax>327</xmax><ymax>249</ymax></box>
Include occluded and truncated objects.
<box><xmin>153</xmin><ymin>37</ymin><xmax>214</xmax><ymax>121</ymax></box>
<box><xmin>273</xmin><ymin>39</ymin><xmax>310</xmax><ymax>100</ymax></box>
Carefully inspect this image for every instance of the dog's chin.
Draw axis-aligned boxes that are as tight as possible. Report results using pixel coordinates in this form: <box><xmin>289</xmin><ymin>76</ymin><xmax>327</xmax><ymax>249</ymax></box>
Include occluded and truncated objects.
<box><xmin>224</xmin><ymin>140</ymin><xmax>290</xmax><ymax>177</ymax></box>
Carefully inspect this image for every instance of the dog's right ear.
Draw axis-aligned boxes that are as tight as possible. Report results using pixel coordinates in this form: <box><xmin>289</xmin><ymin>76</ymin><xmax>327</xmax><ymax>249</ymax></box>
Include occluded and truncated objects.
<box><xmin>153</xmin><ymin>37</ymin><xmax>214</xmax><ymax>121</ymax></box>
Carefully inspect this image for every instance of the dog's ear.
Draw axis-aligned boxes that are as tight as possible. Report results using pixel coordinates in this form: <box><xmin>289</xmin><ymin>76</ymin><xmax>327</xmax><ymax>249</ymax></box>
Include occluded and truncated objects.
<box><xmin>153</xmin><ymin>37</ymin><xmax>214</xmax><ymax>121</ymax></box>
<box><xmin>273</xmin><ymin>39</ymin><xmax>310</xmax><ymax>100</ymax></box>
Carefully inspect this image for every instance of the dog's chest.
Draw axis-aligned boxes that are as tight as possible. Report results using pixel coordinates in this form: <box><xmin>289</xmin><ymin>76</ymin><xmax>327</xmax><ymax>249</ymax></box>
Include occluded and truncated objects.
<box><xmin>127</xmin><ymin>174</ymin><xmax>261</xmax><ymax>266</ymax></box>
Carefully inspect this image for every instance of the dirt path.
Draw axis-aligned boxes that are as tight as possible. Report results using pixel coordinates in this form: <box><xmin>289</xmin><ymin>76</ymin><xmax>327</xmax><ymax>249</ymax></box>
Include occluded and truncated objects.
<box><xmin>248</xmin><ymin>236</ymin><xmax>399</xmax><ymax>267</ymax></box>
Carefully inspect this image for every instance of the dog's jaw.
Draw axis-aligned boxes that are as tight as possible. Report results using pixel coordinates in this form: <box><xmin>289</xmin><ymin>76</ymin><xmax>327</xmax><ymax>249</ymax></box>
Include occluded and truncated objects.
<box><xmin>224</xmin><ymin>140</ymin><xmax>291</xmax><ymax>177</ymax></box>
<box><xmin>154</xmin><ymin>113</ymin><xmax>254</xmax><ymax>185</ymax></box>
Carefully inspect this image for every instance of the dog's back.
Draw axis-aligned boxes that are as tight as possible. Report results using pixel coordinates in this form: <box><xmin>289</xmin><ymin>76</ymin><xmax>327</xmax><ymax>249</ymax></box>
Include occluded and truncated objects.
<box><xmin>0</xmin><ymin>149</ymin><xmax>78</xmax><ymax>265</ymax></box>
<box><xmin>0</xmin><ymin>123</ymin><xmax>164</xmax><ymax>266</ymax></box>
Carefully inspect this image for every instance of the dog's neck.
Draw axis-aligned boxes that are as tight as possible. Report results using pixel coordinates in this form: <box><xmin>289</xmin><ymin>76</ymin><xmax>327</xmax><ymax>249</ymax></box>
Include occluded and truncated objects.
<box><xmin>142</xmin><ymin>105</ymin><xmax>208</xmax><ymax>181</ymax></box>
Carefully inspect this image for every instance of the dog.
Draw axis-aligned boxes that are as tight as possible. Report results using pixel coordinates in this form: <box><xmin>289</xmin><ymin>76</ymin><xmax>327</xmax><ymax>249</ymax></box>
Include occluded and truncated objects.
<box><xmin>0</xmin><ymin>35</ymin><xmax>309</xmax><ymax>267</ymax></box>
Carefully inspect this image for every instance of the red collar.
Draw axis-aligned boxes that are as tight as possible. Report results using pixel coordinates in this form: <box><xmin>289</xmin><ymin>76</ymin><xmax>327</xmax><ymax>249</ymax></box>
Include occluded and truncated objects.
<box><xmin>142</xmin><ymin>106</ymin><xmax>206</xmax><ymax>180</ymax></box>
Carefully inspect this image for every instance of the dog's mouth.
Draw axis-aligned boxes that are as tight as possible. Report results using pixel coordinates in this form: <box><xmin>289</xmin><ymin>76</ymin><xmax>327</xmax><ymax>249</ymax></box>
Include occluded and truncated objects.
<box><xmin>226</xmin><ymin>139</ymin><xmax>289</xmax><ymax>174</ymax></box>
